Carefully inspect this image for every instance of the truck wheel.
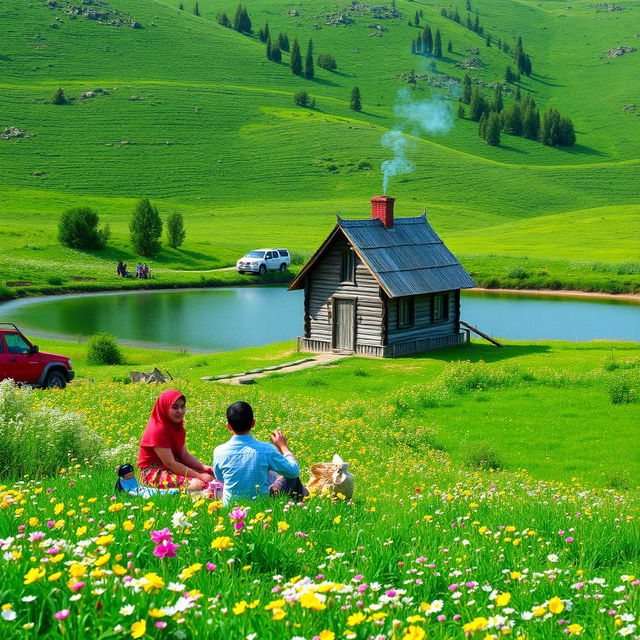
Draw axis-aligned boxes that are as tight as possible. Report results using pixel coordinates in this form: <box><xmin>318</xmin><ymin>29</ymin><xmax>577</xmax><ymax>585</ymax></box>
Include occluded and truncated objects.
<box><xmin>45</xmin><ymin>370</ymin><xmax>67</xmax><ymax>389</ymax></box>
<box><xmin>238</xmin><ymin>271</ymin><xmax>245</xmax><ymax>275</ymax></box>
<box><xmin>259</xmin><ymin>265</ymin><xmax>266</xmax><ymax>275</ymax></box>
<box><xmin>279</xmin><ymin>263</ymin><xmax>287</xmax><ymax>272</ymax></box>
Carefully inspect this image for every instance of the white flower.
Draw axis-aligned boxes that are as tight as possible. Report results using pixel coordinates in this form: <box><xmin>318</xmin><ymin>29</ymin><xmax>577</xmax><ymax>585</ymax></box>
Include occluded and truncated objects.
<box><xmin>1</xmin><ymin>610</ymin><xmax>16</xmax><ymax>621</ymax></box>
<box><xmin>547</xmin><ymin>554</ymin><xmax>558</xmax><ymax>563</ymax></box>
<box><xmin>119</xmin><ymin>604</ymin><xmax>135</xmax><ymax>616</ymax></box>
<box><xmin>70</xmin><ymin>594</ymin><xmax>82</xmax><ymax>601</ymax></box>
<box><xmin>247</xmin><ymin>634</ymin><xmax>258</xmax><ymax>640</ymax></box>
<box><xmin>168</xmin><ymin>582</ymin><xmax>186</xmax><ymax>593</ymax></box>
<box><xmin>618</xmin><ymin>625</ymin><xmax>636</xmax><ymax>636</ymax></box>
<box><xmin>171</xmin><ymin>511</ymin><xmax>191</xmax><ymax>529</ymax></box>
<box><xmin>521</xmin><ymin>612</ymin><xmax>534</xmax><ymax>621</ymax></box>
<box><xmin>21</xmin><ymin>596</ymin><xmax>37</xmax><ymax>602</ymax></box>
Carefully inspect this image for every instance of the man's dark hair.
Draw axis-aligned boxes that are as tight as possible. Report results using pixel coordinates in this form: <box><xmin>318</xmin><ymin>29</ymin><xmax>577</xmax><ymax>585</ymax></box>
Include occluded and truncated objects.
<box><xmin>226</xmin><ymin>401</ymin><xmax>254</xmax><ymax>433</ymax></box>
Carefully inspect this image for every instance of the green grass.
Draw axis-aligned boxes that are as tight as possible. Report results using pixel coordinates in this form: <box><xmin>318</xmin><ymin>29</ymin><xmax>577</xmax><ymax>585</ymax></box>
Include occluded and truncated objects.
<box><xmin>0</xmin><ymin>337</ymin><xmax>636</xmax><ymax>637</ymax></box>
<box><xmin>1</xmin><ymin>0</ymin><xmax>639</xmax><ymax>294</ymax></box>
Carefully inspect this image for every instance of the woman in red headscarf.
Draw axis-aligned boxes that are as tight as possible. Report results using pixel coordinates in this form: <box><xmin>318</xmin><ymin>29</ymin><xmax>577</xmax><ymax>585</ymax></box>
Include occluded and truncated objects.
<box><xmin>137</xmin><ymin>390</ymin><xmax>215</xmax><ymax>491</ymax></box>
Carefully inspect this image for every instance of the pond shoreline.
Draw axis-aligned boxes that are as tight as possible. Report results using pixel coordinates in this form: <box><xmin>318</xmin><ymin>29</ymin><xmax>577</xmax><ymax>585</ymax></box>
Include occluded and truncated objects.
<box><xmin>471</xmin><ymin>287</ymin><xmax>640</xmax><ymax>303</ymax></box>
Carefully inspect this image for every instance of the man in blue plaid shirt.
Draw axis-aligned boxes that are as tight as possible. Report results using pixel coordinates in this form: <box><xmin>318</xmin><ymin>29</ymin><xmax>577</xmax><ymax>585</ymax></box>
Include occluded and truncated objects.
<box><xmin>213</xmin><ymin>401</ymin><xmax>302</xmax><ymax>505</ymax></box>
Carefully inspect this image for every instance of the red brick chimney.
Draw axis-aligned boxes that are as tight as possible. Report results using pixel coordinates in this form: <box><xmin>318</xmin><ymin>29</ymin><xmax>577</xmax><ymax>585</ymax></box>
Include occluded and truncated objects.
<box><xmin>371</xmin><ymin>196</ymin><xmax>395</xmax><ymax>228</ymax></box>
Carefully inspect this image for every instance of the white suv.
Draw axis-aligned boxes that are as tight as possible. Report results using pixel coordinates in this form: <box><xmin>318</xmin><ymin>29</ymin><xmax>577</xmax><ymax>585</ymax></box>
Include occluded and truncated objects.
<box><xmin>236</xmin><ymin>249</ymin><xmax>290</xmax><ymax>275</ymax></box>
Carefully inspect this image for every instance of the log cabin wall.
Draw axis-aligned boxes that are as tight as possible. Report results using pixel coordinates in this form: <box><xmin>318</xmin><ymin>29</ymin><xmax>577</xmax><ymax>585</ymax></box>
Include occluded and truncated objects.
<box><xmin>386</xmin><ymin>290</ymin><xmax>459</xmax><ymax>345</ymax></box>
<box><xmin>306</xmin><ymin>234</ymin><xmax>384</xmax><ymax>348</ymax></box>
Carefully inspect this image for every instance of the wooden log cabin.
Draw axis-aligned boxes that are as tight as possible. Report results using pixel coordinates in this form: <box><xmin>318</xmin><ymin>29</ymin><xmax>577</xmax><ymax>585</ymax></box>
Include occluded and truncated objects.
<box><xmin>288</xmin><ymin>196</ymin><xmax>477</xmax><ymax>357</ymax></box>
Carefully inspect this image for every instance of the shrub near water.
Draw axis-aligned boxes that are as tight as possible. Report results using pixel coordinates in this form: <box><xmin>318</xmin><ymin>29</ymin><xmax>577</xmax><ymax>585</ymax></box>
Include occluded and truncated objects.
<box><xmin>87</xmin><ymin>332</ymin><xmax>125</xmax><ymax>365</ymax></box>
<box><xmin>0</xmin><ymin>380</ymin><xmax>103</xmax><ymax>477</ymax></box>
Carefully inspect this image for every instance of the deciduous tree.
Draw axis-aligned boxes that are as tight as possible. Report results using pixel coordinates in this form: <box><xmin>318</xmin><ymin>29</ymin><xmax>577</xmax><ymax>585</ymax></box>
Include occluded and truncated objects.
<box><xmin>166</xmin><ymin>212</ymin><xmax>186</xmax><ymax>249</ymax></box>
<box><xmin>130</xmin><ymin>198</ymin><xmax>163</xmax><ymax>257</ymax></box>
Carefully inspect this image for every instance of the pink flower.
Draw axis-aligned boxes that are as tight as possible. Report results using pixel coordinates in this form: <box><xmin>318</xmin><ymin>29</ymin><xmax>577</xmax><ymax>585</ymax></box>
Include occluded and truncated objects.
<box><xmin>206</xmin><ymin>562</ymin><xmax>217</xmax><ymax>571</ymax></box>
<box><xmin>54</xmin><ymin>609</ymin><xmax>70</xmax><ymax>620</ymax></box>
<box><xmin>153</xmin><ymin>541</ymin><xmax>180</xmax><ymax>558</ymax></box>
<box><xmin>18</xmin><ymin>525</ymin><xmax>26</xmax><ymax>532</ymax></box>
<box><xmin>295</xmin><ymin>532</ymin><xmax>308</xmax><ymax>538</ymax></box>
<box><xmin>453</xmin><ymin>614</ymin><xmax>461</xmax><ymax>621</ymax></box>
<box><xmin>566</xmin><ymin>537</ymin><xmax>574</xmax><ymax>543</ymax></box>
<box><xmin>71</xmin><ymin>581</ymin><xmax>84</xmax><ymax>591</ymax></box>
<box><xmin>352</xmin><ymin>574</ymin><xmax>364</xmax><ymax>582</ymax></box>
<box><xmin>150</xmin><ymin>528</ymin><xmax>173</xmax><ymax>544</ymax></box>
<box><xmin>155</xmin><ymin>621</ymin><xmax>167</xmax><ymax>629</ymax></box>
<box><xmin>229</xmin><ymin>507</ymin><xmax>247</xmax><ymax>521</ymax></box>
<box><xmin>437</xmin><ymin>615</ymin><xmax>446</xmax><ymax>622</ymax></box>
<box><xmin>416</xmin><ymin>557</ymin><xmax>427</xmax><ymax>563</ymax></box>
<box><xmin>28</xmin><ymin>532</ymin><xmax>45</xmax><ymax>542</ymax></box>
<box><xmin>449</xmin><ymin>583</ymin><xmax>459</xmax><ymax>591</ymax></box>
<box><xmin>315</xmin><ymin>574</ymin><xmax>324</xmax><ymax>580</ymax></box>
<box><xmin>47</xmin><ymin>521</ymin><xmax>56</xmax><ymax>528</ymax></box>
<box><xmin>357</xmin><ymin>583</ymin><xmax>368</xmax><ymax>593</ymax></box>
<box><xmin>233</xmin><ymin>521</ymin><xmax>245</xmax><ymax>532</ymax></box>
<box><xmin>46</xmin><ymin>547</ymin><xmax>61</xmax><ymax>555</ymax></box>
<box><xmin>385</xmin><ymin>590</ymin><xmax>396</xmax><ymax>597</ymax></box>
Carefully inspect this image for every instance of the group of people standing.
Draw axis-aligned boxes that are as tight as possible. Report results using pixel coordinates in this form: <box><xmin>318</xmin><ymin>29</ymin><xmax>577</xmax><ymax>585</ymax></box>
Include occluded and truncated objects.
<box><xmin>137</xmin><ymin>390</ymin><xmax>305</xmax><ymax>505</ymax></box>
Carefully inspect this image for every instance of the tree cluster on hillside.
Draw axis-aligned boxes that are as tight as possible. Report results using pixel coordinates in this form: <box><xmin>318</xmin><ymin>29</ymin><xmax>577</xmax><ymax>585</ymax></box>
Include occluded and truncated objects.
<box><xmin>58</xmin><ymin>207</ymin><xmax>110</xmax><ymax>250</ymax></box>
<box><xmin>233</xmin><ymin>4</ymin><xmax>252</xmax><ymax>34</ymax></box>
<box><xmin>317</xmin><ymin>53</ymin><xmax>337</xmax><ymax>70</ymax></box>
<box><xmin>514</xmin><ymin>37</ymin><xmax>532</xmax><ymax>77</ymax></box>
<box><xmin>411</xmin><ymin>24</ymin><xmax>445</xmax><ymax>58</ymax></box>
<box><xmin>461</xmin><ymin>84</ymin><xmax>575</xmax><ymax>148</ymax></box>
<box><xmin>293</xmin><ymin>90</ymin><xmax>315</xmax><ymax>108</ymax></box>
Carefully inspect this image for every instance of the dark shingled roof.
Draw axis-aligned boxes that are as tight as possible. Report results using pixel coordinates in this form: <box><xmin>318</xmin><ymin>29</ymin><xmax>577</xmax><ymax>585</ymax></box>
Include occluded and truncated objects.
<box><xmin>290</xmin><ymin>214</ymin><xmax>476</xmax><ymax>298</ymax></box>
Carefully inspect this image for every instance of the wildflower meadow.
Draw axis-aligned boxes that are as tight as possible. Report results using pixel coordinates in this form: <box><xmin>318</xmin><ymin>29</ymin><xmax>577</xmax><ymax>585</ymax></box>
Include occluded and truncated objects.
<box><xmin>0</xmin><ymin>346</ymin><xmax>638</xmax><ymax>639</ymax></box>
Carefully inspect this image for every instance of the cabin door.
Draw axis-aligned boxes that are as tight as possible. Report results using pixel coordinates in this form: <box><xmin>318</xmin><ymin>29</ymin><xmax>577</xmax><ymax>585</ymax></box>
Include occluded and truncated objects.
<box><xmin>333</xmin><ymin>298</ymin><xmax>355</xmax><ymax>352</ymax></box>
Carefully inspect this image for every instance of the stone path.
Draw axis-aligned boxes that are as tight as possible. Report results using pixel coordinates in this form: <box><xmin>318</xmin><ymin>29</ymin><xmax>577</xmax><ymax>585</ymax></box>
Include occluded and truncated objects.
<box><xmin>201</xmin><ymin>353</ymin><xmax>346</xmax><ymax>385</ymax></box>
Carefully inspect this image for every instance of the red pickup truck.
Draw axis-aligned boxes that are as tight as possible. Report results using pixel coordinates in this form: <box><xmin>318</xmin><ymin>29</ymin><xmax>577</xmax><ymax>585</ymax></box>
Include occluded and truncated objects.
<box><xmin>0</xmin><ymin>323</ymin><xmax>75</xmax><ymax>389</ymax></box>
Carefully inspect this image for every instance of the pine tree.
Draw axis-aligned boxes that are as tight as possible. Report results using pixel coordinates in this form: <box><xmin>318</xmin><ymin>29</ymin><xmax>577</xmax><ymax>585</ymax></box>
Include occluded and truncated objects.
<box><xmin>466</xmin><ymin>0</ymin><xmax>471</xmax><ymax>10</ymax></box>
<box><xmin>457</xmin><ymin>104</ymin><xmax>465</xmax><ymax>119</ymax></box>
<box><xmin>469</xmin><ymin>86</ymin><xmax>487</xmax><ymax>121</ymax></box>
<box><xmin>466</xmin><ymin>13</ymin><xmax>473</xmax><ymax>29</ymax></box>
<box><xmin>434</xmin><ymin>30</ymin><xmax>442</xmax><ymax>58</ymax></box>
<box><xmin>414</xmin><ymin>10</ymin><xmax>420</xmax><ymax>25</ymax></box>
<box><xmin>501</xmin><ymin>103</ymin><xmax>523</xmax><ymax>136</ymax></box>
<box><xmin>559</xmin><ymin>116</ymin><xmax>576</xmax><ymax>146</ymax></box>
<box><xmin>130</xmin><ymin>199</ymin><xmax>163</xmax><ymax>257</ymax></box>
<box><xmin>193</xmin><ymin>2</ymin><xmax>200</xmax><ymax>16</ymax></box>
<box><xmin>485</xmin><ymin>112</ymin><xmax>501</xmax><ymax>145</ymax></box>
<box><xmin>515</xmin><ymin>85</ymin><xmax>521</xmax><ymax>101</ymax></box>
<box><xmin>52</xmin><ymin>87</ymin><xmax>67</xmax><ymax>105</ymax></box>
<box><xmin>473</xmin><ymin>11</ymin><xmax>480</xmax><ymax>32</ymax></box>
<box><xmin>447</xmin><ymin>39</ymin><xmax>453</xmax><ymax>53</ymax></box>
<box><xmin>486</xmin><ymin>34</ymin><xmax>491</xmax><ymax>47</ymax></box>
<box><xmin>523</xmin><ymin>54</ymin><xmax>532</xmax><ymax>76</ymax></box>
<box><xmin>454</xmin><ymin>8</ymin><xmax>460</xmax><ymax>22</ymax></box>
<box><xmin>350</xmin><ymin>86</ymin><xmax>362</xmax><ymax>112</ymax></box>
<box><xmin>233</xmin><ymin>4</ymin><xmax>251</xmax><ymax>33</ymax></box>
<box><xmin>259</xmin><ymin>21</ymin><xmax>270</xmax><ymax>43</ymax></box>
<box><xmin>217</xmin><ymin>11</ymin><xmax>230</xmax><ymax>27</ymax></box>
<box><xmin>522</xmin><ymin>104</ymin><xmax>540</xmax><ymax>140</ymax></box>
<box><xmin>478</xmin><ymin>113</ymin><xmax>488</xmax><ymax>138</ymax></box>
<box><xmin>278</xmin><ymin>33</ymin><xmax>289</xmax><ymax>52</ymax></box>
<box><xmin>178</xmin><ymin>2</ymin><xmax>184</xmax><ymax>9</ymax></box>
<box><xmin>491</xmin><ymin>85</ymin><xmax>503</xmax><ymax>113</ymax></box>
<box><xmin>411</xmin><ymin>39</ymin><xmax>416</xmax><ymax>55</ymax></box>
<box><xmin>305</xmin><ymin>39</ymin><xmax>314</xmax><ymax>79</ymax></box>
<box><xmin>461</xmin><ymin>73</ymin><xmax>472</xmax><ymax>104</ymax></box>
<box><xmin>271</xmin><ymin>45</ymin><xmax>282</xmax><ymax>63</ymax></box>
<box><xmin>290</xmin><ymin>38</ymin><xmax>303</xmax><ymax>76</ymax></box>
<box><xmin>505</xmin><ymin>65</ymin><xmax>515</xmax><ymax>83</ymax></box>
<box><xmin>423</xmin><ymin>25</ymin><xmax>433</xmax><ymax>55</ymax></box>
<box><xmin>266</xmin><ymin>36</ymin><xmax>273</xmax><ymax>61</ymax></box>
<box><xmin>166</xmin><ymin>212</ymin><xmax>186</xmax><ymax>249</ymax></box>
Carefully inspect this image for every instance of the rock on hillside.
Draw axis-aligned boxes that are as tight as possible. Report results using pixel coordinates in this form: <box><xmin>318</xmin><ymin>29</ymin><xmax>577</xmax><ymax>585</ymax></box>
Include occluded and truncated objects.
<box><xmin>44</xmin><ymin>0</ymin><xmax>141</xmax><ymax>28</ymax></box>
<box><xmin>604</xmin><ymin>46</ymin><xmax>637</xmax><ymax>57</ymax></box>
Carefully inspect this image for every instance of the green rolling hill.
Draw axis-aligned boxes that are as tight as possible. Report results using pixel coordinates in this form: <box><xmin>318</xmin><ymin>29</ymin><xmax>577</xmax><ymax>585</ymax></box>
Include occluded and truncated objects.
<box><xmin>0</xmin><ymin>0</ymin><xmax>638</xmax><ymax>292</ymax></box>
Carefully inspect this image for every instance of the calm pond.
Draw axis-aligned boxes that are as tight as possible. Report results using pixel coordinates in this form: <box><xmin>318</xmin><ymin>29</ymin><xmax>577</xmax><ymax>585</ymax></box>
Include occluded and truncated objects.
<box><xmin>0</xmin><ymin>287</ymin><xmax>638</xmax><ymax>352</ymax></box>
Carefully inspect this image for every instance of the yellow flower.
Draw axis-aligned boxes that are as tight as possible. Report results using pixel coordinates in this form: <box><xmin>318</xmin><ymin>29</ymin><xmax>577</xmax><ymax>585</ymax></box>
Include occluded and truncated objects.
<box><xmin>141</xmin><ymin>573</ymin><xmax>164</xmax><ymax>593</ymax></box>
<box><xmin>179</xmin><ymin>563</ymin><xmax>203</xmax><ymax>581</ymax></box>
<box><xmin>210</xmin><ymin>536</ymin><xmax>234</xmax><ymax>551</ymax></box>
<box><xmin>69</xmin><ymin>563</ymin><xmax>87</xmax><ymax>578</ymax></box>
<box><xmin>148</xmin><ymin>609</ymin><xmax>165</xmax><ymax>618</ymax></box>
<box><xmin>76</xmin><ymin>526</ymin><xmax>87</xmax><ymax>537</ymax></box>
<box><xmin>548</xmin><ymin>597</ymin><xmax>565</xmax><ymax>614</ymax></box>
<box><xmin>143</xmin><ymin>519</ymin><xmax>154</xmax><ymax>530</ymax></box>
<box><xmin>299</xmin><ymin>592</ymin><xmax>326</xmax><ymax>611</ymax></box>
<box><xmin>333</xmin><ymin>515</ymin><xmax>342</xmax><ymax>524</ymax></box>
<box><xmin>347</xmin><ymin>612</ymin><xmax>366</xmax><ymax>626</ymax></box>
<box><xmin>496</xmin><ymin>592</ymin><xmax>511</xmax><ymax>607</ymax></box>
<box><xmin>403</xmin><ymin>625</ymin><xmax>426</xmax><ymax>640</ymax></box>
<box><xmin>505</xmin><ymin>525</ymin><xmax>516</xmax><ymax>532</ymax></box>
<box><xmin>48</xmin><ymin>571</ymin><xmax>62</xmax><ymax>582</ymax></box>
<box><xmin>532</xmin><ymin>606</ymin><xmax>546</xmax><ymax>617</ymax></box>
<box><xmin>54</xmin><ymin>503</ymin><xmax>65</xmax><ymax>515</ymax></box>
<box><xmin>233</xmin><ymin>601</ymin><xmax>249</xmax><ymax>615</ymax></box>
<box><xmin>277</xmin><ymin>521</ymin><xmax>290</xmax><ymax>532</ymax></box>
<box><xmin>23</xmin><ymin>567</ymin><xmax>46</xmax><ymax>585</ymax></box>
<box><xmin>406</xmin><ymin>615</ymin><xmax>426</xmax><ymax>623</ymax></box>
<box><xmin>113</xmin><ymin>564</ymin><xmax>128</xmax><ymax>576</ymax></box>
<box><xmin>420</xmin><ymin>602</ymin><xmax>432</xmax><ymax>612</ymax></box>
<box><xmin>95</xmin><ymin>534</ymin><xmax>114</xmax><ymax>546</ymax></box>
<box><xmin>510</xmin><ymin>571</ymin><xmax>522</xmax><ymax>580</ymax></box>
<box><xmin>464</xmin><ymin>617</ymin><xmax>489</xmax><ymax>633</ymax></box>
<box><xmin>50</xmin><ymin>553</ymin><xmax>65</xmax><ymax>564</ymax></box>
<box><xmin>28</xmin><ymin>517</ymin><xmax>39</xmax><ymax>527</ymax></box>
<box><xmin>272</xmin><ymin>607</ymin><xmax>287</xmax><ymax>620</ymax></box>
<box><xmin>109</xmin><ymin>502</ymin><xmax>124</xmax><ymax>512</ymax></box>
<box><xmin>130</xmin><ymin>619</ymin><xmax>146</xmax><ymax>639</ymax></box>
<box><xmin>94</xmin><ymin>553</ymin><xmax>111</xmax><ymax>568</ymax></box>
<box><xmin>123</xmin><ymin>520</ymin><xmax>135</xmax><ymax>532</ymax></box>
<box><xmin>567</xmin><ymin>624</ymin><xmax>583</xmax><ymax>635</ymax></box>
<box><xmin>318</xmin><ymin>632</ymin><xmax>335</xmax><ymax>640</ymax></box>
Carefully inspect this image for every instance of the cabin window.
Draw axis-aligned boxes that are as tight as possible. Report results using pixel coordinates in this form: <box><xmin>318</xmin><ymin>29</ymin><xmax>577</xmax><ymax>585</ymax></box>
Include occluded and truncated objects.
<box><xmin>398</xmin><ymin>297</ymin><xmax>415</xmax><ymax>329</ymax></box>
<box><xmin>432</xmin><ymin>293</ymin><xmax>449</xmax><ymax>322</ymax></box>
<box><xmin>340</xmin><ymin>248</ymin><xmax>356</xmax><ymax>283</ymax></box>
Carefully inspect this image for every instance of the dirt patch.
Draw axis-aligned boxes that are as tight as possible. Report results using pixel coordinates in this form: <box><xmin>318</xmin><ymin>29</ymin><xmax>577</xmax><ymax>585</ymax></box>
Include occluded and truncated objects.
<box><xmin>69</xmin><ymin>276</ymin><xmax>97</xmax><ymax>281</ymax></box>
<box><xmin>5</xmin><ymin>281</ymin><xmax>33</xmax><ymax>287</ymax></box>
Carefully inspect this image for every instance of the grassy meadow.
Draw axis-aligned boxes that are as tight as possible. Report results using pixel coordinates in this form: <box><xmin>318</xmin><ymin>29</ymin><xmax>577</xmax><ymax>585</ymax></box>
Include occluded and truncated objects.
<box><xmin>1</xmin><ymin>0</ymin><xmax>639</xmax><ymax>296</ymax></box>
<box><xmin>0</xmin><ymin>337</ymin><xmax>638</xmax><ymax>637</ymax></box>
